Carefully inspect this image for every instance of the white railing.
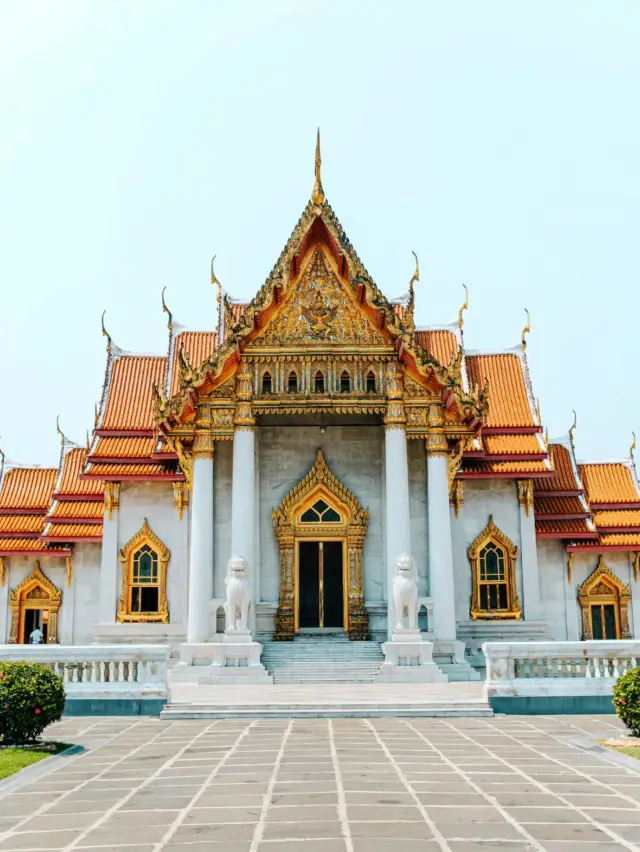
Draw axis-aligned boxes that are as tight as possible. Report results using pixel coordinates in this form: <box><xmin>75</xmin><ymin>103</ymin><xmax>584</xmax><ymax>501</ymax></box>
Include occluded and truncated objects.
<box><xmin>483</xmin><ymin>640</ymin><xmax>640</xmax><ymax>700</ymax></box>
<box><xmin>0</xmin><ymin>645</ymin><xmax>170</xmax><ymax>701</ymax></box>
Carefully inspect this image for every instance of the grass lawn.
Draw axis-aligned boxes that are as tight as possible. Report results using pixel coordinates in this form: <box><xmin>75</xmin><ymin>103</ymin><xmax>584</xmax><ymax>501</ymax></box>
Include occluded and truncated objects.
<box><xmin>0</xmin><ymin>743</ymin><xmax>69</xmax><ymax>780</ymax></box>
<box><xmin>604</xmin><ymin>744</ymin><xmax>640</xmax><ymax>760</ymax></box>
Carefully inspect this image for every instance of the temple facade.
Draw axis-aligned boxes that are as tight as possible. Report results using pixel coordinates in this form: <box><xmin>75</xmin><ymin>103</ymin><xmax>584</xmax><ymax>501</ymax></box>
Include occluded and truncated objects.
<box><xmin>1</xmin><ymin>139</ymin><xmax>639</xmax><ymax>679</ymax></box>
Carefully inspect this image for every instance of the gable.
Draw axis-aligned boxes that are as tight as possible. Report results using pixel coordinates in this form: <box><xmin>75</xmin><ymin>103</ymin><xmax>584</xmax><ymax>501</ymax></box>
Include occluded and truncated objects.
<box><xmin>250</xmin><ymin>247</ymin><xmax>389</xmax><ymax>349</ymax></box>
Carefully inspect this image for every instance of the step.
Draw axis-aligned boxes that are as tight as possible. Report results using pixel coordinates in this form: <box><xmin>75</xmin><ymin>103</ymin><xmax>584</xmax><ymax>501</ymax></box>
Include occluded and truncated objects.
<box><xmin>160</xmin><ymin>703</ymin><xmax>493</xmax><ymax>719</ymax></box>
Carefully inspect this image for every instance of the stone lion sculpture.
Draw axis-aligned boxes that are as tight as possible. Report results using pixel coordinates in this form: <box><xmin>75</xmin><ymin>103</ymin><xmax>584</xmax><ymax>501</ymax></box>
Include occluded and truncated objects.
<box><xmin>224</xmin><ymin>555</ymin><xmax>251</xmax><ymax>631</ymax></box>
<box><xmin>392</xmin><ymin>552</ymin><xmax>419</xmax><ymax>630</ymax></box>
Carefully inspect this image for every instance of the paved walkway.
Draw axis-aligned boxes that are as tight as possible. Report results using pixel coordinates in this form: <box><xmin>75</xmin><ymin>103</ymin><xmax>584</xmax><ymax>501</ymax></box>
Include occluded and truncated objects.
<box><xmin>0</xmin><ymin>714</ymin><xmax>638</xmax><ymax>852</ymax></box>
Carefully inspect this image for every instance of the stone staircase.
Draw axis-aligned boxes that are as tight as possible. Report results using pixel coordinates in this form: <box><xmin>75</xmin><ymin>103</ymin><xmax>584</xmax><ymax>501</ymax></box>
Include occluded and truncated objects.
<box><xmin>260</xmin><ymin>632</ymin><xmax>385</xmax><ymax>683</ymax></box>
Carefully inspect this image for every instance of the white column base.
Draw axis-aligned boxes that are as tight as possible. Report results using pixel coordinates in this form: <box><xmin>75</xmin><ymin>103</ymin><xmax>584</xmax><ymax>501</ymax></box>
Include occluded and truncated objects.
<box><xmin>376</xmin><ymin>634</ymin><xmax>448</xmax><ymax>683</ymax></box>
<box><xmin>174</xmin><ymin>636</ymin><xmax>273</xmax><ymax>684</ymax></box>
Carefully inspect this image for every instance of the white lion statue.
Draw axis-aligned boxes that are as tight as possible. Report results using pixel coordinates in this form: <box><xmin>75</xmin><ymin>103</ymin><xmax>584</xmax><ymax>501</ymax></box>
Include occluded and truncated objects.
<box><xmin>224</xmin><ymin>555</ymin><xmax>251</xmax><ymax>631</ymax></box>
<box><xmin>392</xmin><ymin>552</ymin><xmax>419</xmax><ymax>630</ymax></box>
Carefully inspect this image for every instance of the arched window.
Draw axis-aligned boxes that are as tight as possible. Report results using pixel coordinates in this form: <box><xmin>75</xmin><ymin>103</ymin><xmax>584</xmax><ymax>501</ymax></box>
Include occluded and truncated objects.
<box><xmin>118</xmin><ymin>520</ymin><xmax>170</xmax><ymax>623</ymax></box>
<box><xmin>300</xmin><ymin>499</ymin><xmax>341</xmax><ymax>524</ymax></box>
<box><xmin>288</xmin><ymin>371</ymin><xmax>298</xmax><ymax>393</ymax></box>
<box><xmin>340</xmin><ymin>371</ymin><xmax>351</xmax><ymax>393</ymax></box>
<box><xmin>468</xmin><ymin>516</ymin><xmax>520</xmax><ymax>620</ymax></box>
<box><xmin>261</xmin><ymin>372</ymin><xmax>272</xmax><ymax>394</ymax></box>
<box><xmin>578</xmin><ymin>556</ymin><xmax>631</xmax><ymax>640</ymax></box>
<box><xmin>314</xmin><ymin>371</ymin><xmax>325</xmax><ymax>394</ymax></box>
<box><xmin>366</xmin><ymin>371</ymin><xmax>377</xmax><ymax>393</ymax></box>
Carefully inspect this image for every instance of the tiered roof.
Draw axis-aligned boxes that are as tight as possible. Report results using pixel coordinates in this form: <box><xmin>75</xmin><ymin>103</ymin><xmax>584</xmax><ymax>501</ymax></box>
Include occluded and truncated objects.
<box><xmin>0</xmin><ymin>466</ymin><xmax>69</xmax><ymax>556</ymax></box>
<box><xmin>42</xmin><ymin>444</ymin><xmax>103</xmax><ymax>544</ymax></box>
<box><xmin>574</xmin><ymin>461</ymin><xmax>640</xmax><ymax>549</ymax></box>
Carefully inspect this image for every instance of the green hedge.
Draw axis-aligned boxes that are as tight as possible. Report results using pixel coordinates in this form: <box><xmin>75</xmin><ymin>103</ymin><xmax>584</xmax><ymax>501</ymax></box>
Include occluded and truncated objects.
<box><xmin>0</xmin><ymin>662</ymin><xmax>65</xmax><ymax>745</ymax></box>
<box><xmin>613</xmin><ymin>666</ymin><xmax>640</xmax><ymax>737</ymax></box>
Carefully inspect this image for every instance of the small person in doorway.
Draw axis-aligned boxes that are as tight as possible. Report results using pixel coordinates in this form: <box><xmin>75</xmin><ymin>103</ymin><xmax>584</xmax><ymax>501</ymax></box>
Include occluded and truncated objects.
<box><xmin>29</xmin><ymin>626</ymin><xmax>43</xmax><ymax>644</ymax></box>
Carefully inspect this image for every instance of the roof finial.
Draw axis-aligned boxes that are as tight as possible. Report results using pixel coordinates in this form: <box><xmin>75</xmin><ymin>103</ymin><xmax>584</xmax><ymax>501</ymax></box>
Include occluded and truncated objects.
<box><xmin>311</xmin><ymin>128</ymin><xmax>325</xmax><ymax>205</ymax></box>
<box><xmin>56</xmin><ymin>415</ymin><xmax>67</xmax><ymax>446</ymax></box>
<box><xmin>521</xmin><ymin>308</ymin><xmax>531</xmax><ymax>349</ymax></box>
<box><xmin>86</xmin><ymin>430</ymin><xmax>91</xmax><ymax>451</ymax></box>
<box><xmin>101</xmin><ymin>310</ymin><xmax>111</xmax><ymax>352</ymax></box>
<box><xmin>569</xmin><ymin>409</ymin><xmax>577</xmax><ymax>445</ymax></box>
<box><xmin>408</xmin><ymin>251</ymin><xmax>419</xmax><ymax>309</ymax></box>
<box><xmin>211</xmin><ymin>255</ymin><xmax>221</xmax><ymax>301</ymax></box>
<box><xmin>631</xmin><ymin>431</ymin><xmax>636</xmax><ymax>463</ymax></box>
<box><xmin>94</xmin><ymin>402</ymin><xmax>99</xmax><ymax>427</ymax></box>
<box><xmin>161</xmin><ymin>287</ymin><xmax>172</xmax><ymax>329</ymax></box>
<box><xmin>458</xmin><ymin>283</ymin><xmax>469</xmax><ymax>329</ymax></box>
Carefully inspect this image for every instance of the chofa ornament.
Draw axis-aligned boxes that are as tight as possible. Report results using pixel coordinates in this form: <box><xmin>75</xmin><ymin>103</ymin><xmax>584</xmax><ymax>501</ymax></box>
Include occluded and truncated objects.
<box><xmin>224</xmin><ymin>555</ymin><xmax>252</xmax><ymax>632</ymax></box>
<box><xmin>392</xmin><ymin>553</ymin><xmax>419</xmax><ymax>631</ymax></box>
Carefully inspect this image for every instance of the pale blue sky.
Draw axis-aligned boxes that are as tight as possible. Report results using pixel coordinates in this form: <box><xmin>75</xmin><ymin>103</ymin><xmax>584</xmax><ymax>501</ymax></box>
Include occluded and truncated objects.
<box><xmin>1</xmin><ymin>1</ymin><xmax>638</xmax><ymax>467</ymax></box>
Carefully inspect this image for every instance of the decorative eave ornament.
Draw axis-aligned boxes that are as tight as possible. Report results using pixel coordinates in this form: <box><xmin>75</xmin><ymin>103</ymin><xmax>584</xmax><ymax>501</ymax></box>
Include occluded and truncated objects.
<box><xmin>161</xmin><ymin>287</ymin><xmax>172</xmax><ymax>329</ymax></box>
<box><xmin>458</xmin><ymin>284</ymin><xmax>469</xmax><ymax>329</ymax></box>
<box><xmin>521</xmin><ymin>308</ymin><xmax>531</xmax><ymax>350</ymax></box>
<box><xmin>311</xmin><ymin>128</ymin><xmax>325</xmax><ymax>205</ymax></box>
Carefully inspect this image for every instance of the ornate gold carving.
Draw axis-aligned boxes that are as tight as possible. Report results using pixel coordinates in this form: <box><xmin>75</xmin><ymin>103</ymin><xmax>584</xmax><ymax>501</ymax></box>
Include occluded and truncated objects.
<box><xmin>425</xmin><ymin>403</ymin><xmax>448</xmax><ymax>456</ymax></box>
<box><xmin>255</xmin><ymin>248</ymin><xmax>386</xmax><ymax>348</ymax></box>
<box><xmin>117</xmin><ymin>519</ymin><xmax>170</xmax><ymax>623</ymax></box>
<box><xmin>383</xmin><ymin>361</ymin><xmax>406</xmax><ymax>429</ymax></box>
<box><xmin>567</xmin><ymin>551</ymin><xmax>573</xmax><ymax>585</ymax></box>
<box><xmin>273</xmin><ymin>449</ymin><xmax>369</xmax><ymax>640</ymax></box>
<box><xmin>517</xmin><ymin>479</ymin><xmax>533</xmax><ymax>517</ymax></box>
<box><xmin>169</xmin><ymin>438</ymin><xmax>193</xmax><ymax>490</ymax></box>
<box><xmin>448</xmin><ymin>440</ymin><xmax>466</xmax><ymax>492</ymax></box>
<box><xmin>521</xmin><ymin>308</ymin><xmax>531</xmax><ymax>350</ymax></box>
<box><xmin>173</xmin><ymin>483</ymin><xmax>189</xmax><ymax>520</ymax></box>
<box><xmin>233</xmin><ymin>363</ymin><xmax>255</xmax><ymax>430</ymax></box>
<box><xmin>458</xmin><ymin>283</ymin><xmax>469</xmax><ymax>329</ymax></box>
<box><xmin>311</xmin><ymin>128</ymin><xmax>325</xmax><ymax>205</ymax></box>
<box><xmin>9</xmin><ymin>562</ymin><xmax>62</xmax><ymax>644</ymax></box>
<box><xmin>450</xmin><ymin>478</ymin><xmax>464</xmax><ymax>518</ymax></box>
<box><xmin>66</xmin><ymin>555</ymin><xmax>72</xmax><ymax>588</ymax></box>
<box><xmin>193</xmin><ymin>405</ymin><xmax>215</xmax><ymax>458</ymax></box>
<box><xmin>104</xmin><ymin>482</ymin><xmax>120</xmax><ymax>521</ymax></box>
<box><xmin>578</xmin><ymin>556</ymin><xmax>631</xmax><ymax>640</ymax></box>
<box><xmin>634</xmin><ymin>552</ymin><xmax>639</xmax><ymax>583</ymax></box>
<box><xmin>468</xmin><ymin>516</ymin><xmax>521</xmax><ymax>620</ymax></box>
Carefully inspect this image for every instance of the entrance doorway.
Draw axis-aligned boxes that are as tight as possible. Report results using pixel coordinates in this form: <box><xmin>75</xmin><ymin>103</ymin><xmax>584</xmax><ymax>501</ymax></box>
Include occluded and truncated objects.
<box><xmin>589</xmin><ymin>603</ymin><xmax>619</xmax><ymax>640</ymax></box>
<box><xmin>297</xmin><ymin>541</ymin><xmax>345</xmax><ymax>629</ymax></box>
<box><xmin>22</xmin><ymin>609</ymin><xmax>48</xmax><ymax>644</ymax></box>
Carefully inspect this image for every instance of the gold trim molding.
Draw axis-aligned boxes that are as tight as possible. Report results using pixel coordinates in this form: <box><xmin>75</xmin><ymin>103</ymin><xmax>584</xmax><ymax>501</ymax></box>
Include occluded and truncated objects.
<box><xmin>468</xmin><ymin>515</ymin><xmax>521</xmax><ymax>620</ymax></box>
<box><xmin>104</xmin><ymin>482</ymin><xmax>120</xmax><ymax>520</ymax></box>
<box><xmin>8</xmin><ymin>561</ymin><xmax>61</xmax><ymax>644</ymax></box>
<box><xmin>117</xmin><ymin>519</ymin><xmax>170</xmax><ymax>623</ymax></box>
<box><xmin>578</xmin><ymin>556</ymin><xmax>631</xmax><ymax>640</ymax></box>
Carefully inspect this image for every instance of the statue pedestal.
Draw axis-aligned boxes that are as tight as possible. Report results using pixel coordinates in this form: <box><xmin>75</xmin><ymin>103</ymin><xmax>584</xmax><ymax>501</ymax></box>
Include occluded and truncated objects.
<box><xmin>201</xmin><ymin>629</ymin><xmax>272</xmax><ymax>684</ymax></box>
<box><xmin>376</xmin><ymin>629</ymin><xmax>448</xmax><ymax>683</ymax></box>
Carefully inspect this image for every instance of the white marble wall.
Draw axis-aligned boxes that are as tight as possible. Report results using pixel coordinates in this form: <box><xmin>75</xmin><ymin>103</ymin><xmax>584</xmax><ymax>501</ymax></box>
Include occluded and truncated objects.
<box><xmin>408</xmin><ymin>440</ymin><xmax>429</xmax><ymax>596</ymax></box>
<box><xmin>537</xmin><ymin>538</ymin><xmax>571</xmax><ymax>640</ymax></box>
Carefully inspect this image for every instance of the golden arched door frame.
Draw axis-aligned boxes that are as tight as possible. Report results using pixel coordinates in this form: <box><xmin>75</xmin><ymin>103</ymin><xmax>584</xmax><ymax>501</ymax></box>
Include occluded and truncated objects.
<box><xmin>273</xmin><ymin>449</ymin><xmax>369</xmax><ymax>640</ymax></box>
<box><xmin>8</xmin><ymin>561</ymin><xmax>62</xmax><ymax>644</ymax></box>
<box><xmin>577</xmin><ymin>556</ymin><xmax>631</xmax><ymax>640</ymax></box>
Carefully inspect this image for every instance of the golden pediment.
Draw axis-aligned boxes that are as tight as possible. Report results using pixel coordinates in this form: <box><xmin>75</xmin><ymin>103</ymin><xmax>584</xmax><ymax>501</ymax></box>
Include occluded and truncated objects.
<box><xmin>252</xmin><ymin>248</ymin><xmax>387</xmax><ymax>348</ymax></box>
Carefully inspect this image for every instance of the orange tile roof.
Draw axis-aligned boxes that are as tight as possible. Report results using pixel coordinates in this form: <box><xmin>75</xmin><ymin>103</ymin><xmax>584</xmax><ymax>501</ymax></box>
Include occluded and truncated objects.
<box><xmin>230</xmin><ymin>303</ymin><xmax>247</xmax><ymax>322</ymax></box>
<box><xmin>43</xmin><ymin>523</ymin><xmax>102</xmax><ymax>540</ymax></box>
<box><xmin>0</xmin><ymin>515</ymin><xmax>43</xmax><ymax>534</ymax></box>
<box><xmin>91</xmin><ymin>437</ymin><xmax>156</xmax><ymax>459</ymax></box>
<box><xmin>464</xmin><ymin>459</ymin><xmax>550</xmax><ymax>475</ymax></box>
<box><xmin>57</xmin><ymin>448</ymin><xmax>103</xmax><ymax>496</ymax></box>
<box><xmin>466</xmin><ymin>354</ymin><xmax>534</xmax><ymax>428</ymax></box>
<box><xmin>0</xmin><ymin>468</ymin><xmax>57</xmax><ymax>511</ymax></box>
<box><xmin>483</xmin><ymin>435</ymin><xmax>545</xmax><ymax>456</ymax></box>
<box><xmin>85</xmin><ymin>463</ymin><xmax>177</xmax><ymax>477</ymax></box>
<box><xmin>535</xmin><ymin>519</ymin><xmax>596</xmax><ymax>536</ymax></box>
<box><xmin>49</xmin><ymin>500</ymin><xmax>103</xmax><ymax>520</ymax></box>
<box><xmin>576</xmin><ymin>533</ymin><xmax>640</xmax><ymax>548</ymax></box>
<box><xmin>101</xmin><ymin>356</ymin><xmax>167</xmax><ymax>431</ymax></box>
<box><xmin>594</xmin><ymin>510</ymin><xmax>640</xmax><ymax>529</ymax></box>
<box><xmin>415</xmin><ymin>330</ymin><xmax>458</xmax><ymax>366</ymax></box>
<box><xmin>0</xmin><ymin>538</ymin><xmax>67</xmax><ymax>553</ymax></box>
<box><xmin>580</xmin><ymin>463</ymin><xmax>640</xmax><ymax>505</ymax></box>
<box><xmin>534</xmin><ymin>444</ymin><xmax>581</xmax><ymax>493</ymax></box>
<box><xmin>534</xmin><ymin>496</ymin><xmax>588</xmax><ymax>516</ymax></box>
<box><xmin>170</xmin><ymin>332</ymin><xmax>217</xmax><ymax>397</ymax></box>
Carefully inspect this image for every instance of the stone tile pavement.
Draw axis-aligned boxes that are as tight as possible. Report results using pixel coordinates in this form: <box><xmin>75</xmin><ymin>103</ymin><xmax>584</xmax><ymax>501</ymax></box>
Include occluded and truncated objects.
<box><xmin>0</xmin><ymin>714</ymin><xmax>638</xmax><ymax>852</ymax></box>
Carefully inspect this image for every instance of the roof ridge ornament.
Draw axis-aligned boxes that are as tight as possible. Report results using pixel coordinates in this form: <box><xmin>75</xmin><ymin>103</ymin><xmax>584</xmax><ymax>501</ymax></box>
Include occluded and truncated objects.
<box><xmin>408</xmin><ymin>251</ymin><xmax>419</xmax><ymax>311</ymax></box>
<box><xmin>521</xmin><ymin>308</ymin><xmax>531</xmax><ymax>350</ymax></box>
<box><xmin>631</xmin><ymin>431</ymin><xmax>636</xmax><ymax>464</ymax></box>
<box><xmin>569</xmin><ymin>409</ymin><xmax>578</xmax><ymax>449</ymax></box>
<box><xmin>161</xmin><ymin>287</ymin><xmax>172</xmax><ymax>329</ymax></box>
<box><xmin>311</xmin><ymin>128</ymin><xmax>325</xmax><ymax>205</ymax></box>
<box><xmin>458</xmin><ymin>283</ymin><xmax>469</xmax><ymax>329</ymax></box>
<box><xmin>101</xmin><ymin>310</ymin><xmax>112</xmax><ymax>353</ymax></box>
<box><xmin>56</xmin><ymin>415</ymin><xmax>67</xmax><ymax>446</ymax></box>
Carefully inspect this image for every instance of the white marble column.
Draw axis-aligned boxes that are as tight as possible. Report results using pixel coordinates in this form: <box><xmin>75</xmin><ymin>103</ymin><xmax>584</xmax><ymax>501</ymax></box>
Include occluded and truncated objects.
<box><xmin>98</xmin><ymin>483</ymin><xmax>119</xmax><ymax>623</ymax></box>
<box><xmin>231</xmin><ymin>429</ymin><xmax>256</xmax><ymax>569</ymax></box>
<box><xmin>186</xmin><ymin>409</ymin><xmax>214</xmax><ymax>644</ymax></box>
<box><xmin>517</xmin><ymin>480</ymin><xmax>542</xmax><ymax>621</ymax></box>
<box><xmin>384</xmin><ymin>363</ymin><xmax>411</xmax><ymax>636</ymax></box>
<box><xmin>426</xmin><ymin>405</ymin><xmax>457</xmax><ymax>641</ymax></box>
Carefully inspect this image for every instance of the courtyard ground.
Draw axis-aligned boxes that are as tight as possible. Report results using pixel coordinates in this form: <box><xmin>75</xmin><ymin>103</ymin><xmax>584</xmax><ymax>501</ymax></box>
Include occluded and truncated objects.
<box><xmin>0</xmin><ymin>714</ymin><xmax>637</xmax><ymax>852</ymax></box>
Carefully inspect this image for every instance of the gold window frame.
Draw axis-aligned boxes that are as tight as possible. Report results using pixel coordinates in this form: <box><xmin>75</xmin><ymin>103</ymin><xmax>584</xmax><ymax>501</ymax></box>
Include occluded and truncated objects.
<box><xmin>468</xmin><ymin>515</ymin><xmax>521</xmax><ymax>620</ymax></box>
<box><xmin>117</xmin><ymin>519</ymin><xmax>170</xmax><ymax>623</ymax></box>
<box><xmin>577</xmin><ymin>555</ymin><xmax>631</xmax><ymax>640</ymax></box>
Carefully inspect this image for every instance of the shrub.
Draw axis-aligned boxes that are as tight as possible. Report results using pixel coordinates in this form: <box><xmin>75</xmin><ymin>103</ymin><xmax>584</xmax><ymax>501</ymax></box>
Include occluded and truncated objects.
<box><xmin>0</xmin><ymin>662</ymin><xmax>65</xmax><ymax>745</ymax></box>
<box><xmin>613</xmin><ymin>666</ymin><xmax>640</xmax><ymax>737</ymax></box>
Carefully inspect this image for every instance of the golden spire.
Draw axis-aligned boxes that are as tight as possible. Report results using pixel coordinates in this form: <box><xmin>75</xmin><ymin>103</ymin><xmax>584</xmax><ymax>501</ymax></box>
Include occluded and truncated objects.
<box><xmin>569</xmin><ymin>409</ymin><xmax>577</xmax><ymax>445</ymax></box>
<box><xmin>521</xmin><ymin>308</ymin><xmax>531</xmax><ymax>349</ymax></box>
<box><xmin>631</xmin><ymin>431</ymin><xmax>636</xmax><ymax>463</ymax></box>
<box><xmin>408</xmin><ymin>251</ymin><xmax>419</xmax><ymax>309</ymax></box>
<box><xmin>161</xmin><ymin>287</ymin><xmax>172</xmax><ymax>329</ymax></box>
<box><xmin>311</xmin><ymin>128</ymin><xmax>325</xmax><ymax>205</ymax></box>
<box><xmin>101</xmin><ymin>310</ymin><xmax>111</xmax><ymax>352</ymax></box>
<box><xmin>458</xmin><ymin>284</ymin><xmax>469</xmax><ymax>329</ymax></box>
<box><xmin>211</xmin><ymin>255</ymin><xmax>221</xmax><ymax>302</ymax></box>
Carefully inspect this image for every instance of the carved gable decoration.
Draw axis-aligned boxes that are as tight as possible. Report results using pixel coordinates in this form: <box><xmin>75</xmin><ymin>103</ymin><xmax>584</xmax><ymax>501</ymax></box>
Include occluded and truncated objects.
<box><xmin>253</xmin><ymin>248</ymin><xmax>387</xmax><ymax>348</ymax></box>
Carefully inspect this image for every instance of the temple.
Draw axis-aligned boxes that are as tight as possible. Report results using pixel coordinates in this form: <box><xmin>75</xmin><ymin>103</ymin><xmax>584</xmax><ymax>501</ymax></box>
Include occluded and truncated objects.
<box><xmin>1</xmin><ymin>135</ymin><xmax>639</xmax><ymax>682</ymax></box>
